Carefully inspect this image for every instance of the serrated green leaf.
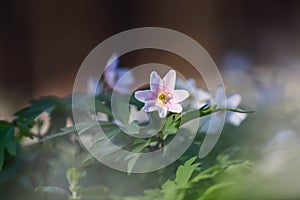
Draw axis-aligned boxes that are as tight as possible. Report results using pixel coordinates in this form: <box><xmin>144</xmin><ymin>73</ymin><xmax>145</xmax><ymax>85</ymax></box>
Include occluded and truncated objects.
<box><xmin>191</xmin><ymin>170</ymin><xmax>219</xmax><ymax>183</ymax></box>
<box><xmin>14</xmin><ymin>96</ymin><xmax>62</xmax><ymax>129</ymax></box>
<box><xmin>162</xmin><ymin>180</ymin><xmax>178</xmax><ymax>200</ymax></box>
<box><xmin>198</xmin><ymin>182</ymin><xmax>234</xmax><ymax>200</ymax></box>
<box><xmin>175</xmin><ymin>157</ymin><xmax>200</xmax><ymax>187</ymax></box>
<box><xmin>4</xmin><ymin>124</ymin><xmax>17</xmax><ymax>155</ymax></box>
<box><xmin>161</xmin><ymin>157</ymin><xmax>200</xmax><ymax>200</ymax></box>
<box><xmin>0</xmin><ymin>121</ymin><xmax>17</xmax><ymax>170</ymax></box>
<box><xmin>143</xmin><ymin>189</ymin><xmax>162</xmax><ymax>199</ymax></box>
<box><xmin>67</xmin><ymin>168</ymin><xmax>82</xmax><ymax>187</ymax></box>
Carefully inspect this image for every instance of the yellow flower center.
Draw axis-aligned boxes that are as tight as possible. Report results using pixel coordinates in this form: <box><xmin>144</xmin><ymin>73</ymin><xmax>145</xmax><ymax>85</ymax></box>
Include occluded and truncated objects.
<box><xmin>158</xmin><ymin>93</ymin><xmax>169</xmax><ymax>105</ymax></box>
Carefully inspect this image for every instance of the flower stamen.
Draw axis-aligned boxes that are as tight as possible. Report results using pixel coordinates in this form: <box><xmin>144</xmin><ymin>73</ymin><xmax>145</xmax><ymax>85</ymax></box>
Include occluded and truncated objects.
<box><xmin>158</xmin><ymin>93</ymin><xmax>169</xmax><ymax>105</ymax></box>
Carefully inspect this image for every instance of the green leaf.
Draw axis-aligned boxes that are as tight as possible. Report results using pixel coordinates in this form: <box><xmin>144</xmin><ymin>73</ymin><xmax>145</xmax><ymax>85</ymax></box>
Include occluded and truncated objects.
<box><xmin>0</xmin><ymin>143</ymin><xmax>4</xmax><ymax>171</ymax></box>
<box><xmin>223</xmin><ymin>107</ymin><xmax>255</xmax><ymax>114</ymax></box>
<box><xmin>0</xmin><ymin>121</ymin><xmax>17</xmax><ymax>170</ymax></box>
<box><xmin>191</xmin><ymin>170</ymin><xmax>219</xmax><ymax>183</ymax></box>
<box><xmin>67</xmin><ymin>168</ymin><xmax>82</xmax><ymax>187</ymax></box>
<box><xmin>129</xmin><ymin>95</ymin><xmax>144</xmax><ymax>109</ymax></box>
<box><xmin>175</xmin><ymin>157</ymin><xmax>200</xmax><ymax>187</ymax></box>
<box><xmin>162</xmin><ymin>114</ymin><xmax>180</xmax><ymax>136</ymax></box>
<box><xmin>161</xmin><ymin>157</ymin><xmax>200</xmax><ymax>200</ymax></box>
<box><xmin>14</xmin><ymin>96</ymin><xmax>63</xmax><ymax>129</ymax></box>
<box><xmin>123</xmin><ymin>189</ymin><xmax>162</xmax><ymax>200</ymax></box>
<box><xmin>39</xmin><ymin>126</ymin><xmax>76</xmax><ymax>142</ymax></box>
<box><xmin>162</xmin><ymin>180</ymin><xmax>178</xmax><ymax>200</ymax></box>
<box><xmin>125</xmin><ymin>139</ymin><xmax>151</xmax><ymax>174</ymax></box>
<box><xmin>217</xmin><ymin>147</ymin><xmax>240</xmax><ymax>167</ymax></box>
<box><xmin>40</xmin><ymin>120</ymin><xmax>103</xmax><ymax>142</ymax></box>
<box><xmin>95</xmin><ymin>100</ymin><xmax>113</xmax><ymax>117</ymax></box>
<box><xmin>111</xmin><ymin>94</ymin><xmax>131</xmax><ymax>126</ymax></box>
<box><xmin>180</xmin><ymin>105</ymin><xmax>254</xmax><ymax>126</ymax></box>
<box><xmin>35</xmin><ymin>186</ymin><xmax>69</xmax><ymax>196</ymax></box>
<box><xmin>198</xmin><ymin>182</ymin><xmax>234</xmax><ymax>200</ymax></box>
<box><xmin>78</xmin><ymin>185</ymin><xmax>108</xmax><ymax>200</ymax></box>
<box><xmin>180</xmin><ymin>105</ymin><xmax>217</xmax><ymax>125</ymax></box>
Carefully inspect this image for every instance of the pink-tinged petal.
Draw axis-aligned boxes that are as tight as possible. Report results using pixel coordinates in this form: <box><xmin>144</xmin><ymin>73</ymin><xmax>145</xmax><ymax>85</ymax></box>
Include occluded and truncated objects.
<box><xmin>150</xmin><ymin>71</ymin><xmax>163</xmax><ymax>92</ymax></box>
<box><xmin>134</xmin><ymin>90</ymin><xmax>154</xmax><ymax>102</ymax></box>
<box><xmin>163</xmin><ymin>70</ymin><xmax>176</xmax><ymax>90</ymax></box>
<box><xmin>157</xmin><ymin>106</ymin><xmax>168</xmax><ymax>118</ymax></box>
<box><xmin>142</xmin><ymin>102</ymin><xmax>158</xmax><ymax>112</ymax></box>
<box><xmin>173</xmin><ymin>90</ymin><xmax>189</xmax><ymax>102</ymax></box>
<box><xmin>168</xmin><ymin>103</ymin><xmax>183</xmax><ymax>113</ymax></box>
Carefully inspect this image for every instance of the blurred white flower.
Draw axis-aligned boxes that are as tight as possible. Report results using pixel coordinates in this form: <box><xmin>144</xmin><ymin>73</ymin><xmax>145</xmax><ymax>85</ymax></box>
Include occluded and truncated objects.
<box><xmin>259</xmin><ymin>129</ymin><xmax>300</xmax><ymax>176</ymax></box>
<box><xmin>199</xmin><ymin>86</ymin><xmax>248</xmax><ymax>133</ymax></box>
<box><xmin>87</xmin><ymin>77</ymin><xmax>101</xmax><ymax>96</ymax></box>
<box><xmin>176</xmin><ymin>79</ymin><xmax>246</xmax><ymax>126</ymax></box>
<box><xmin>267</xmin><ymin>129</ymin><xmax>298</xmax><ymax>147</ymax></box>
<box><xmin>212</xmin><ymin>86</ymin><xmax>247</xmax><ymax>126</ymax></box>
<box><xmin>128</xmin><ymin>105</ymin><xmax>149</xmax><ymax>124</ymax></box>
<box><xmin>104</xmin><ymin>53</ymin><xmax>134</xmax><ymax>94</ymax></box>
<box><xmin>91</xmin><ymin>112</ymin><xmax>109</xmax><ymax>122</ymax></box>
<box><xmin>176</xmin><ymin>78</ymin><xmax>210</xmax><ymax>110</ymax></box>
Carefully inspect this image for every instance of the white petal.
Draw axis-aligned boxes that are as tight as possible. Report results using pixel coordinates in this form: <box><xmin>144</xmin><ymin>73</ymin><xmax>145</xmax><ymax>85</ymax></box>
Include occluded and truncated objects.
<box><xmin>104</xmin><ymin>70</ymin><xmax>117</xmax><ymax>88</ymax></box>
<box><xmin>187</xmin><ymin>78</ymin><xmax>196</xmax><ymax>87</ymax></box>
<box><xmin>175</xmin><ymin>78</ymin><xmax>186</xmax><ymax>89</ymax></box>
<box><xmin>198</xmin><ymin>115</ymin><xmax>210</xmax><ymax>133</ymax></box>
<box><xmin>96</xmin><ymin>112</ymin><xmax>109</xmax><ymax>121</ymax></box>
<box><xmin>226</xmin><ymin>94</ymin><xmax>242</xmax><ymax>108</ymax></box>
<box><xmin>150</xmin><ymin>71</ymin><xmax>163</xmax><ymax>92</ymax></box>
<box><xmin>117</xmin><ymin>69</ymin><xmax>134</xmax><ymax>85</ymax></box>
<box><xmin>163</xmin><ymin>70</ymin><xmax>176</xmax><ymax>90</ymax></box>
<box><xmin>206</xmin><ymin>113</ymin><xmax>224</xmax><ymax>134</ymax></box>
<box><xmin>87</xmin><ymin>77</ymin><xmax>100</xmax><ymax>95</ymax></box>
<box><xmin>158</xmin><ymin>106</ymin><xmax>168</xmax><ymax>118</ymax></box>
<box><xmin>128</xmin><ymin>105</ymin><xmax>149</xmax><ymax>124</ymax></box>
<box><xmin>113</xmin><ymin>85</ymin><xmax>130</xmax><ymax>94</ymax></box>
<box><xmin>114</xmin><ymin>69</ymin><xmax>134</xmax><ymax>94</ymax></box>
<box><xmin>227</xmin><ymin>112</ymin><xmax>247</xmax><ymax>126</ymax></box>
<box><xmin>105</xmin><ymin>53</ymin><xmax>119</xmax><ymax>71</ymax></box>
<box><xmin>196</xmin><ymin>89</ymin><xmax>211</xmax><ymax>102</ymax></box>
<box><xmin>135</xmin><ymin>90</ymin><xmax>154</xmax><ymax>102</ymax></box>
<box><xmin>142</xmin><ymin>102</ymin><xmax>158</xmax><ymax>112</ymax></box>
<box><xmin>174</xmin><ymin>90</ymin><xmax>189</xmax><ymax>102</ymax></box>
<box><xmin>213</xmin><ymin>86</ymin><xmax>226</xmax><ymax>107</ymax></box>
<box><xmin>168</xmin><ymin>103</ymin><xmax>183</xmax><ymax>113</ymax></box>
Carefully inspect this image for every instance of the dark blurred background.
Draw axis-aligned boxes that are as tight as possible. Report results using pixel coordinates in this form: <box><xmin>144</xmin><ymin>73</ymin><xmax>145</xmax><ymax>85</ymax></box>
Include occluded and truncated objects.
<box><xmin>1</xmin><ymin>0</ymin><xmax>300</xmax><ymax>116</ymax></box>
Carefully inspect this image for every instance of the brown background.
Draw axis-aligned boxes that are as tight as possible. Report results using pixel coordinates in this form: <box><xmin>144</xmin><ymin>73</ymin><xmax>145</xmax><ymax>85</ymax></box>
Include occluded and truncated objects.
<box><xmin>1</xmin><ymin>0</ymin><xmax>300</xmax><ymax>115</ymax></box>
